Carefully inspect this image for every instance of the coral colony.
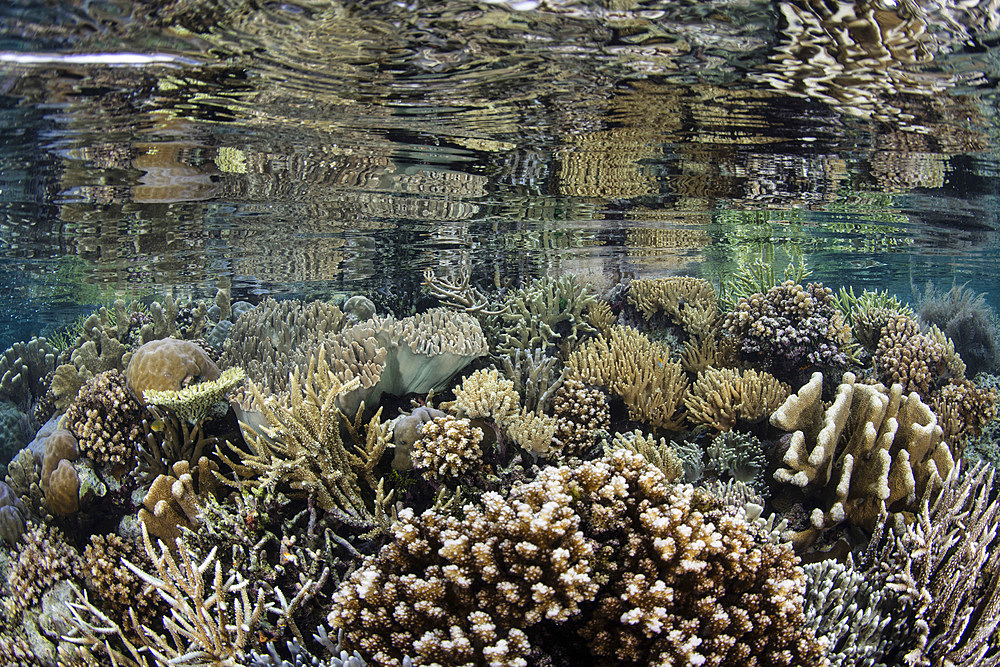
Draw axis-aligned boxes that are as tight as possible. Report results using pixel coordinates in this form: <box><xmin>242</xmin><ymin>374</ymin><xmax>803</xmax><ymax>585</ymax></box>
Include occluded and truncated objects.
<box><xmin>0</xmin><ymin>266</ymin><xmax>999</xmax><ymax>667</ymax></box>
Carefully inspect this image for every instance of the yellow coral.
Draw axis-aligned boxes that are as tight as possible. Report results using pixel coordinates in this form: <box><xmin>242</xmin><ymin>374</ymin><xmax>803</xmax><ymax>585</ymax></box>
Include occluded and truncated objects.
<box><xmin>452</xmin><ymin>368</ymin><xmax>520</xmax><ymax>422</ymax></box>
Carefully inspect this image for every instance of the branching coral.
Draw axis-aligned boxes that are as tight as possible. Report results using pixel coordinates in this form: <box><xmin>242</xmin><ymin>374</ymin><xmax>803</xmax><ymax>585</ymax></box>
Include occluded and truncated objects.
<box><xmin>410</xmin><ymin>415</ymin><xmax>484</xmax><ymax>482</ymax></box>
<box><xmin>329</xmin><ymin>449</ymin><xmax>827</xmax><ymax>666</ymax></box>
<box><xmin>7</xmin><ymin>522</ymin><xmax>81</xmax><ymax>610</ymax></box>
<box><xmin>860</xmin><ymin>462</ymin><xmax>1000</xmax><ymax>666</ymax></box>
<box><xmin>64</xmin><ymin>368</ymin><xmax>145</xmax><ymax>469</ymax></box>
<box><xmin>452</xmin><ymin>367</ymin><xmax>520</xmax><ymax>423</ymax></box>
<box><xmin>771</xmin><ymin>371</ymin><xmax>955</xmax><ymax>547</ymax></box>
<box><xmin>606</xmin><ymin>429</ymin><xmax>684</xmax><ymax>482</ymax></box>
<box><xmin>874</xmin><ymin>313</ymin><xmax>949</xmax><ymax>396</ymax></box>
<box><xmin>224</xmin><ymin>370</ymin><xmax>377</xmax><ymax>529</ymax></box>
<box><xmin>0</xmin><ymin>336</ymin><xmax>56</xmax><ymax>411</ymax></box>
<box><xmin>567</xmin><ymin>325</ymin><xmax>688</xmax><ymax>431</ymax></box>
<box><xmin>64</xmin><ymin>528</ymin><xmax>265</xmax><ymax>667</ymax></box>
<box><xmin>684</xmin><ymin>366</ymin><xmax>790</xmax><ymax>432</ymax></box>
<box><xmin>627</xmin><ymin>276</ymin><xmax>719</xmax><ymax>341</ymax></box>
<box><xmin>497</xmin><ymin>275</ymin><xmax>600</xmax><ymax>360</ymax></box>
<box><xmin>551</xmin><ymin>378</ymin><xmax>610</xmax><ymax>456</ymax></box>
<box><xmin>722</xmin><ymin>280</ymin><xmax>852</xmax><ymax>381</ymax></box>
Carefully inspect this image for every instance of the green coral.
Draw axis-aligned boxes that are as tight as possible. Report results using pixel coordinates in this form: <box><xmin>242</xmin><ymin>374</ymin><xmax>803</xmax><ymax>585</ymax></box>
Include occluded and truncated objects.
<box><xmin>143</xmin><ymin>366</ymin><xmax>245</xmax><ymax>423</ymax></box>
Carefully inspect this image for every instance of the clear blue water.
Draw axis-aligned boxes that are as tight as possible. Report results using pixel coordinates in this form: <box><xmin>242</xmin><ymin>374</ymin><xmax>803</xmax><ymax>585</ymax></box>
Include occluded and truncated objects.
<box><xmin>0</xmin><ymin>0</ymin><xmax>997</xmax><ymax>344</ymax></box>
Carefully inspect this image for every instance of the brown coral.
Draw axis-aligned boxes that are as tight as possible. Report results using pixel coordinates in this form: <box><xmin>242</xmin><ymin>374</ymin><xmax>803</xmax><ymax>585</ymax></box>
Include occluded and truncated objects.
<box><xmin>567</xmin><ymin>326</ymin><xmax>688</xmax><ymax>431</ymax></box>
<box><xmin>685</xmin><ymin>367</ymin><xmax>790</xmax><ymax>432</ymax></box>
<box><xmin>7</xmin><ymin>522</ymin><xmax>81</xmax><ymax>609</ymax></box>
<box><xmin>63</xmin><ymin>369</ymin><xmax>145</xmax><ymax>468</ymax></box>
<box><xmin>410</xmin><ymin>415</ymin><xmax>484</xmax><ymax>482</ymax></box>
<box><xmin>82</xmin><ymin>533</ymin><xmax>162</xmax><ymax>634</ymax></box>
<box><xmin>931</xmin><ymin>379</ymin><xmax>998</xmax><ymax>454</ymax></box>
<box><xmin>874</xmin><ymin>314</ymin><xmax>947</xmax><ymax>397</ymax></box>
<box><xmin>125</xmin><ymin>338</ymin><xmax>221</xmax><ymax>396</ymax></box>
<box><xmin>628</xmin><ymin>276</ymin><xmax>719</xmax><ymax>341</ymax></box>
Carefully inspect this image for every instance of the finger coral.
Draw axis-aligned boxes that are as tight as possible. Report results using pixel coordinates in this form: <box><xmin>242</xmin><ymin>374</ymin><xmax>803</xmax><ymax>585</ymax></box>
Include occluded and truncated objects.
<box><xmin>63</xmin><ymin>369</ymin><xmax>146</xmax><ymax>469</ymax></box>
<box><xmin>567</xmin><ymin>325</ymin><xmax>688</xmax><ymax>431</ymax></box>
<box><xmin>684</xmin><ymin>366</ymin><xmax>790</xmax><ymax>432</ymax></box>
<box><xmin>410</xmin><ymin>415</ymin><xmax>484</xmax><ymax>482</ymax></box>
<box><xmin>771</xmin><ymin>371</ymin><xmax>955</xmax><ymax>546</ymax></box>
<box><xmin>627</xmin><ymin>276</ymin><xmax>719</xmax><ymax>341</ymax></box>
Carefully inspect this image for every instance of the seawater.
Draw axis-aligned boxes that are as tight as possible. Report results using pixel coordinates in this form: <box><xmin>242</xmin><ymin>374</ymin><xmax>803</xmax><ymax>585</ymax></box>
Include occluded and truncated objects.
<box><xmin>0</xmin><ymin>0</ymin><xmax>997</xmax><ymax>342</ymax></box>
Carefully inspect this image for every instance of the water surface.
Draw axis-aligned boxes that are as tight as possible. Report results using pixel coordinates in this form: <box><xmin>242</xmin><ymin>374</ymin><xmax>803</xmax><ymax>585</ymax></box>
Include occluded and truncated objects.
<box><xmin>1</xmin><ymin>0</ymin><xmax>999</xmax><ymax>344</ymax></box>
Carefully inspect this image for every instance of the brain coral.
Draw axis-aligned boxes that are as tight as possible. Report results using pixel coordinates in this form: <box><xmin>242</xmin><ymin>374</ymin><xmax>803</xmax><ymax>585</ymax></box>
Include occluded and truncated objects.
<box><xmin>125</xmin><ymin>338</ymin><xmax>220</xmax><ymax>396</ymax></box>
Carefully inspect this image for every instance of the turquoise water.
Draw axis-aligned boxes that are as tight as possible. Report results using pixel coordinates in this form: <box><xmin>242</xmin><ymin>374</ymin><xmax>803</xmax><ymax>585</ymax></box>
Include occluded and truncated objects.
<box><xmin>0</xmin><ymin>0</ymin><xmax>997</xmax><ymax>346</ymax></box>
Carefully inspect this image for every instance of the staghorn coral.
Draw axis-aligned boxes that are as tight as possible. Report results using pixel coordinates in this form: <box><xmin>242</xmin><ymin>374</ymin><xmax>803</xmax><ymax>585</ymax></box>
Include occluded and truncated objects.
<box><xmin>684</xmin><ymin>366</ymin><xmax>790</xmax><ymax>432</ymax></box>
<box><xmin>452</xmin><ymin>367</ymin><xmax>520</xmax><ymax>423</ymax></box>
<box><xmin>771</xmin><ymin>371</ymin><xmax>955</xmax><ymax>547</ymax></box>
<box><xmin>224</xmin><ymin>371</ymin><xmax>377</xmax><ymax>529</ymax></box>
<box><xmin>551</xmin><ymin>378</ymin><xmax>610</xmax><ymax>457</ymax></box>
<box><xmin>63</xmin><ymin>369</ymin><xmax>145</xmax><ymax>469</ymax></box>
<box><xmin>627</xmin><ymin>276</ymin><xmax>719</xmax><ymax>341</ymax></box>
<box><xmin>142</xmin><ymin>366</ymin><xmax>245</xmax><ymax>424</ymax></box>
<box><xmin>497</xmin><ymin>275</ymin><xmax>600</xmax><ymax>360</ymax></box>
<box><xmin>802</xmin><ymin>558</ymin><xmax>896</xmax><ymax>667</ymax></box>
<box><xmin>567</xmin><ymin>325</ymin><xmax>688</xmax><ymax>431</ymax></box>
<box><xmin>410</xmin><ymin>415</ymin><xmax>484</xmax><ymax>482</ymax></box>
<box><xmin>63</xmin><ymin>527</ymin><xmax>265</xmax><ymax>667</ymax></box>
<box><xmin>250</xmin><ymin>626</ymin><xmax>370</xmax><ymax>667</ymax></box>
<box><xmin>860</xmin><ymin>462</ymin><xmax>1000</xmax><ymax>666</ymax></box>
<box><xmin>722</xmin><ymin>280</ymin><xmax>852</xmax><ymax>382</ymax></box>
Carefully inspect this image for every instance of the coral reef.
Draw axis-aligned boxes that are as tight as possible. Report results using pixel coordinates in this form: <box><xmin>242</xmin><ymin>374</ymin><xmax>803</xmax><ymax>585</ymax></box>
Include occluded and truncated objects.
<box><xmin>141</xmin><ymin>365</ymin><xmax>244</xmax><ymax>423</ymax></box>
<box><xmin>551</xmin><ymin>378</ymin><xmax>610</xmax><ymax>456</ymax></box>
<box><xmin>627</xmin><ymin>276</ymin><xmax>719</xmax><ymax>341</ymax></box>
<box><xmin>410</xmin><ymin>415</ymin><xmax>484</xmax><ymax>482</ymax></box>
<box><xmin>684</xmin><ymin>366</ymin><xmax>790</xmax><ymax>432</ymax></box>
<box><xmin>329</xmin><ymin>449</ymin><xmax>827</xmax><ymax>666</ymax></box>
<box><xmin>63</xmin><ymin>369</ymin><xmax>145</xmax><ymax>469</ymax></box>
<box><xmin>497</xmin><ymin>275</ymin><xmax>600</xmax><ymax>359</ymax></box>
<box><xmin>125</xmin><ymin>338</ymin><xmax>221</xmax><ymax>395</ymax></box>
<box><xmin>567</xmin><ymin>325</ymin><xmax>688</xmax><ymax>431</ymax></box>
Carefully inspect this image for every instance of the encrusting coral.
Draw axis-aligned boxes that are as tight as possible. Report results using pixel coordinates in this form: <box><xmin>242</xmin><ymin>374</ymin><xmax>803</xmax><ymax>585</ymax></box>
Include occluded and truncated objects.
<box><xmin>771</xmin><ymin>371</ymin><xmax>955</xmax><ymax>546</ymax></box>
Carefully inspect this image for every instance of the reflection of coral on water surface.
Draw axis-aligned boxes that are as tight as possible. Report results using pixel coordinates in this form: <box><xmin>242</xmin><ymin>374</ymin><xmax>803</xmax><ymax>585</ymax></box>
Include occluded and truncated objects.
<box><xmin>0</xmin><ymin>265</ymin><xmax>997</xmax><ymax>666</ymax></box>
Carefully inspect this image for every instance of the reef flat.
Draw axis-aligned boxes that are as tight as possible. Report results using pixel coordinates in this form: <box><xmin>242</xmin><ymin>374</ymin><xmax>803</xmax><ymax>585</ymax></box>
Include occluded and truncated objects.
<box><xmin>0</xmin><ymin>265</ymin><xmax>998</xmax><ymax>667</ymax></box>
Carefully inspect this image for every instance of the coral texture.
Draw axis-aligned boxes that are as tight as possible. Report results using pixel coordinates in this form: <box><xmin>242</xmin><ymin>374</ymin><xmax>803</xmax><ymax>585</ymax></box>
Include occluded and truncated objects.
<box><xmin>410</xmin><ymin>415</ymin><xmax>484</xmax><ymax>482</ymax></box>
<box><xmin>722</xmin><ymin>280</ymin><xmax>851</xmax><ymax>381</ymax></box>
<box><xmin>771</xmin><ymin>371</ymin><xmax>954</xmax><ymax>546</ymax></box>
<box><xmin>64</xmin><ymin>369</ymin><xmax>145</xmax><ymax>469</ymax></box>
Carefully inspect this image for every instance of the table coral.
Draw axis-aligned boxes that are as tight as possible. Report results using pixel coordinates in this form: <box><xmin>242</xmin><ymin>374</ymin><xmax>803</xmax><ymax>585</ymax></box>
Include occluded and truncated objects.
<box><xmin>142</xmin><ymin>365</ymin><xmax>245</xmax><ymax>424</ymax></box>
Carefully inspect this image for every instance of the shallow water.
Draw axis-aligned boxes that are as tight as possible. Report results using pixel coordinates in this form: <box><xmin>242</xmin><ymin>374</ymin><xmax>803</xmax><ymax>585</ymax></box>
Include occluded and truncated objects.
<box><xmin>1</xmin><ymin>0</ymin><xmax>999</xmax><ymax>345</ymax></box>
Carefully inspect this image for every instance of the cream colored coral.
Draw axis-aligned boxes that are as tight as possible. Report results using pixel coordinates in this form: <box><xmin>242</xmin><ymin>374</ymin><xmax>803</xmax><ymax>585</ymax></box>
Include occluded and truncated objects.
<box><xmin>143</xmin><ymin>366</ymin><xmax>245</xmax><ymax>423</ymax></box>
<box><xmin>771</xmin><ymin>371</ymin><xmax>954</xmax><ymax>546</ymax></box>
<box><xmin>411</xmin><ymin>415</ymin><xmax>484</xmax><ymax>481</ymax></box>
<box><xmin>567</xmin><ymin>326</ymin><xmax>688</xmax><ymax>431</ymax></box>
<box><xmin>453</xmin><ymin>368</ymin><xmax>520</xmax><ymax>422</ymax></box>
<box><xmin>607</xmin><ymin>429</ymin><xmax>683</xmax><ymax>482</ymax></box>
<box><xmin>504</xmin><ymin>407</ymin><xmax>558</xmax><ymax>456</ymax></box>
